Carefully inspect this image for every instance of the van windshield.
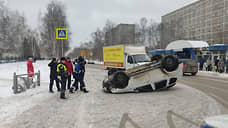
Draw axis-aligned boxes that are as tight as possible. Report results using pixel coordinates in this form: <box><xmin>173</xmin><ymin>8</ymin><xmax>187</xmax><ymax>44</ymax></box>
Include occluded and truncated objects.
<box><xmin>132</xmin><ymin>54</ymin><xmax>151</xmax><ymax>63</ymax></box>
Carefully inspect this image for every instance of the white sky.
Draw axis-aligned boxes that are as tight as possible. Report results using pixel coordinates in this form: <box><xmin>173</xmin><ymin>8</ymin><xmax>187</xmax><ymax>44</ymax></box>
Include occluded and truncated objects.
<box><xmin>6</xmin><ymin>0</ymin><xmax>198</xmax><ymax>47</ymax></box>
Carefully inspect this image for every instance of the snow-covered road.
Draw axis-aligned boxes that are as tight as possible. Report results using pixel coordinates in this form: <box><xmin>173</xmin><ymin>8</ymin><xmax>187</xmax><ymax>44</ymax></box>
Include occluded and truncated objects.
<box><xmin>0</xmin><ymin>61</ymin><xmax>222</xmax><ymax>128</ymax></box>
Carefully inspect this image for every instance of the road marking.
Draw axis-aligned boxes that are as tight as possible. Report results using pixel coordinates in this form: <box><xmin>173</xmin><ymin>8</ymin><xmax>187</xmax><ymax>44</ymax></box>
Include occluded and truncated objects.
<box><xmin>88</xmin><ymin>92</ymin><xmax>95</xmax><ymax>128</ymax></box>
<box><xmin>182</xmin><ymin>75</ymin><xmax>228</xmax><ymax>84</ymax></box>
<box><xmin>74</xmin><ymin>94</ymin><xmax>88</xmax><ymax>128</ymax></box>
<box><xmin>208</xmin><ymin>93</ymin><xmax>228</xmax><ymax>109</ymax></box>
<box><xmin>88</xmin><ymin>75</ymin><xmax>96</xmax><ymax>128</ymax></box>
<box><xmin>180</xmin><ymin>79</ymin><xmax>228</xmax><ymax>94</ymax></box>
<box><xmin>195</xmin><ymin>76</ymin><xmax>228</xmax><ymax>84</ymax></box>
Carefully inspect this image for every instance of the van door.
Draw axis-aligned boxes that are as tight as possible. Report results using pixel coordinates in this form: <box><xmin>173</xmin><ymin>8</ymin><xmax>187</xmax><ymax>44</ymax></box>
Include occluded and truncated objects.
<box><xmin>126</xmin><ymin>55</ymin><xmax>135</xmax><ymax>69</ymax></box>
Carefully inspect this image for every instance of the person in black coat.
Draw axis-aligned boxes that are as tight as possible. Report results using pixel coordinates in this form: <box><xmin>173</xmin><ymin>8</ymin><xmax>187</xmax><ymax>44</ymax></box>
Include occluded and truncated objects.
<box><xmin>74</xmin><ymin>56</ymin><xmax>88</xmax><ymax>93</ymax></box>
<box><xmin>48</xmin><ymin>58</ymin><xmax>60</xmax><ymax>93</ymax></box>
<box><xmin>57</xmin><ymin>57</ymin><xmax>68</xmax><ymax>99</ymax></box>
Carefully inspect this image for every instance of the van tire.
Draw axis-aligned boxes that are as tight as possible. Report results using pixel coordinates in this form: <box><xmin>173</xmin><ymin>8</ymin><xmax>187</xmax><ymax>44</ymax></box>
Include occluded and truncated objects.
<box><xmin>161</xmin><ymin>55</ymin><xmax>179</xmax><ymax>72</ymax></box>
<box><xmin>191</xmin><ymin>72</ymin><xmax>197</xmax><ymax>76</ymax></box>
<box><xmin>108</xmin><ymin>69</ymin><xmax>117</xmax><ymax>76</ymax></box>
<box><xmin>151</xmin><ymin>54</ymin><xmax>163</xmax><ymax>63</ymax></box>
<box><xmin>112</xmin><ymin>71</ymin><xmax>129</xmax><ymax>89</ymax></box>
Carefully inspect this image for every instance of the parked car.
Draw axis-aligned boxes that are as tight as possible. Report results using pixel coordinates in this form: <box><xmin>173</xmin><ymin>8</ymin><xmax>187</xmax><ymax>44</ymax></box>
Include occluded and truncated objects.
<box><xmin>180</xmin><ymin>59</ymin><xmax>198</xmax><ymax>75</ymax></box>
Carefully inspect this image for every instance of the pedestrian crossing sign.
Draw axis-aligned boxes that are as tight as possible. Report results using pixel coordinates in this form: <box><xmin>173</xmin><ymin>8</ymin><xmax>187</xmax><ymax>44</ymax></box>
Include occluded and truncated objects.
<box><xmin>56</xmin><ymin>28</ymin><xmax>68</xmax><ymax>40</ymax></box>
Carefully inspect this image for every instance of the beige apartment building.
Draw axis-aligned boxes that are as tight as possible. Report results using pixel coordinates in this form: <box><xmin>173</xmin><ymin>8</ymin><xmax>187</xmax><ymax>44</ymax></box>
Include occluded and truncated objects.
<box><xmin>105</xmin><ymin>24</ymin><xmax>136</xmax><ymax>46</ymax></box>
<box><xmin>161</xmin><ymin>0</ymin><xmax>228</xmax><ymax>48</ymax></box>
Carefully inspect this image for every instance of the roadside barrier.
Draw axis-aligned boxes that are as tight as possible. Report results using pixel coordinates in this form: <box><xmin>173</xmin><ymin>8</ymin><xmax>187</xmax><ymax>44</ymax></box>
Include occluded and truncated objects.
<box><xmin>12</xmin><ymin>71</ymin><xmax>40</xmax><ymax>94</ymax></box>
<box><xmin>167</xmin><ymin>110</ymin><xmax>215</xmax><ymax>128</ymax></box>
<box><xmin>119</xmin><ymin>111</ymin><xmax>215</xmax><ymax>128</ymax></box>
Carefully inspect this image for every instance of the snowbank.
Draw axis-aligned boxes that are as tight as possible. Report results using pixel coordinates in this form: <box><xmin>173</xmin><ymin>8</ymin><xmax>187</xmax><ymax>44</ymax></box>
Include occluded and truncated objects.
<box><xmin>0</xmin><ymin>60</ymin><xmax>51</xmax><ymax>98</ymax></box>
<box><xmin>198</xmin><ymin>71</ymin><xmax>228</xmax><ymax>78</ymax></box>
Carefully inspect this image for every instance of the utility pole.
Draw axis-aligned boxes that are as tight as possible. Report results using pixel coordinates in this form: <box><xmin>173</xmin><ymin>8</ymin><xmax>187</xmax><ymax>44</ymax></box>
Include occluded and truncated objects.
<box><xmin>62</xmin><ymin>39</ymin><xmax>64</xmax><ymax>57</ymax></box>
<box><xmin>56</xmin><ymin>28</ymin><xmax>68</xmax><ymax>58</ymax></box>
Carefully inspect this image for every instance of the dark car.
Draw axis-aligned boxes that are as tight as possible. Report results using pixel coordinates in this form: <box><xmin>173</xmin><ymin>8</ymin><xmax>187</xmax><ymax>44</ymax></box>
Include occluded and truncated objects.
<box><xmin>181</xmin><ymin>59</ymin><xmax>198</xmax><ymax>76</ymax></box>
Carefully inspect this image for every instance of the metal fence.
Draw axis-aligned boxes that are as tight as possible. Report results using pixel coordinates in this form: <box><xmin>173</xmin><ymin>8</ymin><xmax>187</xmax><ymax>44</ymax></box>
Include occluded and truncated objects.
<box><xmin>12</xmin><ymin>71</ymin><xmax>40</xmax><ymax>94</ymax></box>
<box><xmin>0</xmin><ymin>57</ymin><xmax>45</xmax><ymax>64</ymax></box>
<box><xmin>0</xmin><ymin>57</ymin><xmax>26</xmax><ymax>64</ymax></box>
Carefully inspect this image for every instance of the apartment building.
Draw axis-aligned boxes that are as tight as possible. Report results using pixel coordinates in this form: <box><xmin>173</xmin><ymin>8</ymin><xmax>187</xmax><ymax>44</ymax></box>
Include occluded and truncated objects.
<box><xmin>161</xmin><ymin>0</ymin><xmax>228</xmax><ymax>48</ymax></box>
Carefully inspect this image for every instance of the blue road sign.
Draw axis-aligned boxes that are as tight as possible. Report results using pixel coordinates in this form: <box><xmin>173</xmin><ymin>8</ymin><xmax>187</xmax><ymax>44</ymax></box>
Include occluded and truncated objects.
<box><xmin>56</xmin><ymin>28</ymin><xmax>68</xmax><ymax>40</ymax></box>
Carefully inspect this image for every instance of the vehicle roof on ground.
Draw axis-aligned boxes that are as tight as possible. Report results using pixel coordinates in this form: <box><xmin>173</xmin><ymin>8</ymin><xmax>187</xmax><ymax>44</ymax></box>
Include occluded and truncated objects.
<box><xmin>166</xmin><ymin>40</ymin><xmax>209</xmax><ymax>50</ymax></box>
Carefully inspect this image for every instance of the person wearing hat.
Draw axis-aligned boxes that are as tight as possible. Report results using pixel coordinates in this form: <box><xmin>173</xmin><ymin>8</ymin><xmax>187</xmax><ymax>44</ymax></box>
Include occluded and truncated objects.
<box><xmin>74</xmin><ymin>56</ymin><xmax>88</xmax><ymax>93</ymax></box>
<box><xmin>65</xmin><ymin>57</ymin><xmax>73</xmax><ymax>91</ymax></box>
<box><xmin>72</xmin><ymin>58</ymin><xmax>79</xmax><ymax>92</ymax></box>
<box><xmin>27</xmin><ymin>57</ymin><xmax>34</xmax><ymax>78</ymax></box>
<box><xmin>57</xmin><ymin>57</ymin><xmax>68</xmax><ymax>99</ymax></box>
<box><xmin>48</xmin><ymin>58</ymin><xmax>60</xmax><ymax>93</ymax></box>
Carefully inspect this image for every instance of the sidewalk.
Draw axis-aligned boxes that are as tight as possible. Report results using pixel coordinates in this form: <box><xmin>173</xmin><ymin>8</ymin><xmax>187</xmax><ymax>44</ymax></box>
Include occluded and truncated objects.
<box><xmin>198</xmin><ymin>71</ymin><xmax>228</xmax><ymax>78</ymax></box>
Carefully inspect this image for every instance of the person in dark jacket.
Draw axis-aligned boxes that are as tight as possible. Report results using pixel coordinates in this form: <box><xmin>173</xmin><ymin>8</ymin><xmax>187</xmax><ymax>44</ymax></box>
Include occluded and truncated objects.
<box><xmin>48</xmin><ymin>58</ymin><xmax>60</xmax><ymax>93</ymax></box>
<box><xmin>226</xmin><ymin>59</ymin><xmax>228</xmax><ymax>73</ymax></box>
<box><xmin>214</xmin><ymin>58</ymin><xmax>219</xmax><ymax>72</ymax></box>
<box><xmin>65</xmin><ymin>57</ymin><xmax>73</xmax><ymax>90</ymax></box>
<box><xmin>74</xmin><ymin>56</ymin><xmax>88</xmax><ymax>93</ymax></box>
<box><xmin>57</xmin><ymin>57</ymin><xmax>68</xmax><ymax>99</ymax></box>
<box><xmin>199</xmin><ymin>57</ymin><xmax>204</xmax><ymax>71</ymax></box>
<box><xmin>72</xmin><ymin>58</ymin><xmax>78</xmax><ymax>92</ymax></box>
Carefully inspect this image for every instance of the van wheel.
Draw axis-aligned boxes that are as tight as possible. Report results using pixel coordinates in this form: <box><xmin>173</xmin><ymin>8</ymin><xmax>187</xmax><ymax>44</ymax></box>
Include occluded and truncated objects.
<box><xmin>151</xmin><ymin>54</ymin><xmax>163</xmax><ymax>63</ymax></box>
<box><xmin>191</xmin><ymin>72</ymin><xmax>197</xmax><ymax>76</ymax></box>
<box><xmin>112</xmin><ymin>71</ymin><xmax>129</xmax><ymax>89</ymax></box>
<box><xmin>161</xmin><ymin>55</ymin><xmax>179</xmax><ymax>72</ymax></box>
<box><xmin>102</xmin><ymin>80</ymin><xmax>112</xmax><ymax>93</ymax></box>
<box><xmin>108</xmin><ymin>69</ymin><xmax>117</xmax><ymax>76</ymax></box>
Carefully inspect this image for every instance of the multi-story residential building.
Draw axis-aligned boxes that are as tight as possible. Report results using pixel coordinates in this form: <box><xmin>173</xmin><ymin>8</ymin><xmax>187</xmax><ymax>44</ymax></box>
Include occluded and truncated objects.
<box><xmin>105</xmin><ymin>24</ymin><xmax>135</xmax><ymax>45</ymax></box>
<box><xmin>161</xmin><ymin>0</ymin><xmax>228</xmax><ymax>48</ymax></box>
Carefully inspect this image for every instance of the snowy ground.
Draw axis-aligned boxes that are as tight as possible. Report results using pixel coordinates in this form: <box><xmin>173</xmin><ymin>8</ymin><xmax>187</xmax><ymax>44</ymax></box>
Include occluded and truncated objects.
<box><xmin>0</xmin><ymin>60</ymin><xmax>51</xmax><ymax>98</ymax></box>
<box><xmin>0</xmin><ymin>61</ymin><xmax>222</xmax><ymax>128</ymax></box>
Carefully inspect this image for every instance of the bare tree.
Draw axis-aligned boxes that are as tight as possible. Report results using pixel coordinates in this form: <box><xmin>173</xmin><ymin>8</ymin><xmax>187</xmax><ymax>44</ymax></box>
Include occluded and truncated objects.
<box><xmin>104</xmin><ymin>19</ymin><xmax>115</xmax><ymax>45</ymax></box>
<box><xmin>0</xmin><ymin>2</ymin><xmax>32</xmax><ymax>58</ymax></box>
<box><xmin>40</xmin><ymin>0</ymin><xmax>70</xmax><ymax>58</ymax></box>
<box><xmin>147</xmin><ymin>19</ymin><xmax>161</xmax><ymax>49</ymax></box>
<box><xmin>139</xmin><ymin>17</ymin><xmax>148</xmax><ymax>44</ymax></box>
<box><xmin>91</xmin><ymin>28</ymin><xmax>105</xmax><ymax>60</ymax></box>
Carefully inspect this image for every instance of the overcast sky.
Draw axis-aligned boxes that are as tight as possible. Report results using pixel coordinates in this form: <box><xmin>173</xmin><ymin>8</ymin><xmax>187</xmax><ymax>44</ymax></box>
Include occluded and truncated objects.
<box><xmin>6</xmin><ymin>0</ymin><xmax>198</xmax><ymax>47</ymax></box>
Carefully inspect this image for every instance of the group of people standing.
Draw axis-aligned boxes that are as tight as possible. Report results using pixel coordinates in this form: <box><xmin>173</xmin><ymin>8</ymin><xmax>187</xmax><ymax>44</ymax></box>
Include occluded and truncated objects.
<box><xmin>48</xmin><ymin>56</ymin><xmax>88</xmax><ymax>99</ymax></box>
<box><xmin>199</xmin><ymin>57</ymin><xmax>228</xmax><ymax>73</ymax></box>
